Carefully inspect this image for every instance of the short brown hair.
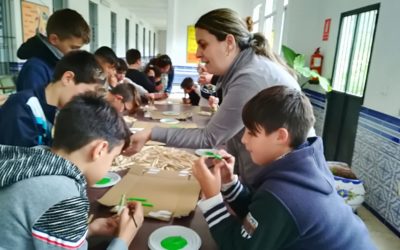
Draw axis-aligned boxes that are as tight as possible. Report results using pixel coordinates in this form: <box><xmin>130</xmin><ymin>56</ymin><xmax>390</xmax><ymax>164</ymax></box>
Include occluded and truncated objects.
<box><xmin>109</xmin><ymin>83</ymin><xmax>141</xmax><ymax>114</ymax></box>
<box><xmin>242</xmin><ymin>86</ymin><xmax>315</xmax><ymax>148</ymax></box>
<box><xmin>46</xmin><ymin>9</ymin><xmax>90</xmax><ymax>44</ymax></box>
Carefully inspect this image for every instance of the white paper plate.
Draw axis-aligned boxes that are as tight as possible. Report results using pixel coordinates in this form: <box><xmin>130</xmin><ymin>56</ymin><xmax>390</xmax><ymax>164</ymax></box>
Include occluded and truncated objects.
<box><xmin>148</xmin><ymin>225</ymin><xmax>201</xmax><ymax>250</ymax></box>
<box><xmin>194</xmin><ymin>148</ymin><xmax>219</xmax><ymax>157</ymax></box>
<box><xmin>160</xmin><ymin>118</ymin><xmax>180</xmax><ymax>125</ymax></box>
<box><xmin>92</xmin><ymin>172</ymin><xmax>121</xmax><ymax>188</ymax></box>
<box><xmin>163</xmin><ymin>111</ymin><xmax>180</xmax><ymax>116</ymax></box>
<box><xmin>130</xmin><ymin>127</ymin><xmax>144</xmax><ymax>133</ymax></box>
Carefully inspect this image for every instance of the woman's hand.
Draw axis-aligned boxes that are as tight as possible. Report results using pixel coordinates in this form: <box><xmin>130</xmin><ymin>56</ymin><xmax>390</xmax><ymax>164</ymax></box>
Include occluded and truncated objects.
<box><xmin>117</xmin><ymin>202</ymin><xmax>144</xmax><ymax>246</ymax></box>
<box><xmin>122</xmin><ymin>129</ymin><xmax>152</xmax><ymax>156</ymax></box>
<box><xmin>208</xmin><ymin>96</ymin><xmax>219</xmax><ymax>111</ymax></box>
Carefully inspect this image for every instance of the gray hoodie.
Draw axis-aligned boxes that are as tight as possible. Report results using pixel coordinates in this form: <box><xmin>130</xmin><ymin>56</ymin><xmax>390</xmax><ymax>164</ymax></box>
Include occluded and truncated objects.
<box><xmin>0</xmin><ymin>145</ymin><xmax>126</xmax><ymax>250</ymax></box>
<box><xmin>152</xmin><ymin>48</ymin><xmax>299</xmax><ymax>186</ymax></box>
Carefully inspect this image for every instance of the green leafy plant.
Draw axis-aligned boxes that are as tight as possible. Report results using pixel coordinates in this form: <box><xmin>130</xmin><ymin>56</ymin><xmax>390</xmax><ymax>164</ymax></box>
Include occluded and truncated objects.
<box><xmin>281</xmin><ymin>45</ymin><xmax>332</xmax><ymax>92</ymax></box>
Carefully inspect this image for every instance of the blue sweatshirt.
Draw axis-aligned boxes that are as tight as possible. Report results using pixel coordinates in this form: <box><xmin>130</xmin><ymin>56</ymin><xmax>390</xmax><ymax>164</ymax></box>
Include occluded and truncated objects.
<box><xmin>0</xmin><ymin>87</ymin><xmax>56</xmax><ymax>147</ymax></box>
<box><xmin>198</xmin><ymin>137</ymin><xmax>376</xmax><ymax>250</ymax></box>
<box><xmin>16</xmin><ymin>34</ymin><xmax>62</xmax><ymax>91</ymax></box>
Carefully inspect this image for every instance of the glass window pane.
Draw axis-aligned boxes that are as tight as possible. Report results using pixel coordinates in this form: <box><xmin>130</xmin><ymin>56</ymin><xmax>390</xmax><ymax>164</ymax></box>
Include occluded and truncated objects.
<box><xmin>265</xmin><ymin>0</ymin><xmax>275</xmax><ymax>16</ymax></box>
<box><xmin>263</xmin><ymin>16</ymin><xmax>275</xmax><ymax>48</ymax></box>
<box><xmin>252</xmin><ymin>4</ymin><xmax>262</xmax><ymax>22</ymax></box>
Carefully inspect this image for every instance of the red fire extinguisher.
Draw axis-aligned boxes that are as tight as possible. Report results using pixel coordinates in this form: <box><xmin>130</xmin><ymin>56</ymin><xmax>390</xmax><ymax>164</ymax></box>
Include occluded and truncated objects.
<box><xmin>310</xmin><ymin>48</ymin><xmax>323</xmax><ymax>81</ymax></box>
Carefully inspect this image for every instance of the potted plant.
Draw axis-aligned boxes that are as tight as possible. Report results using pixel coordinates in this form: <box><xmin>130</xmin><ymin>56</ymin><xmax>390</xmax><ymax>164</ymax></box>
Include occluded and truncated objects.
<box><xmin>281</xmin><ymin>45</ymin><xmax>332</xmax><ymax>92</ymax></box>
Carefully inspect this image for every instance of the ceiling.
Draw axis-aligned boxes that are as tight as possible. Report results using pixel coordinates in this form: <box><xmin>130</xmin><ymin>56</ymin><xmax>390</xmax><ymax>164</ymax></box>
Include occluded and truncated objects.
<box><xmin>114</xmin><ymin>0</ymin><xmax>168</xmax><ymax>30</ymax></box>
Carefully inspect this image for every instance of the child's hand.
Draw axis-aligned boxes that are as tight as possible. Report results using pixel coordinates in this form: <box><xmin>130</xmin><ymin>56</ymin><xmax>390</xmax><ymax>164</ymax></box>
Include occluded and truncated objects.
<box><xmin>88</xmin><ymin>216</ymin><xmax>119</xmax><ymax>237</ymax></box>
<box><xmin>192</xmin><ymin>157</ymin><xmax>222</xmax><ymax>199</ymax></box>
<box><xmin>117</xmin><ymin>202</ymin><xmax>144</xmax><ymax>246</ymax></box>
<box><xmin>213</xmin><ymin>150</ymin><xmax>235</xmax><ymax>184</ymax></box>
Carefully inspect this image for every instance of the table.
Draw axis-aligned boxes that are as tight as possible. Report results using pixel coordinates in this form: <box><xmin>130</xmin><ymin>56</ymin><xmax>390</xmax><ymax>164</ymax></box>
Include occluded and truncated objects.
<box><xmin>87</xmin><ymin>103</ymin><xmax>218</xmax><ymax>249</ymax></box>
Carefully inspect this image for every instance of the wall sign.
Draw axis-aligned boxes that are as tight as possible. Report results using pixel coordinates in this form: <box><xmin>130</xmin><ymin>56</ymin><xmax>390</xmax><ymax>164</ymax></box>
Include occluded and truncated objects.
<box><xmin>323</xmin><ymin>18</ymin><xmax>331</xmax><ymax>41</ymax></box>
<box><xmin>21</xmin><ymin>1</ymin><xmax>50</xmax><ymax>42</ymax></box>
<box><xmin>186</xmin><ymin>25</ymin><xmax>198</xmax><ymax>63</ymax></box>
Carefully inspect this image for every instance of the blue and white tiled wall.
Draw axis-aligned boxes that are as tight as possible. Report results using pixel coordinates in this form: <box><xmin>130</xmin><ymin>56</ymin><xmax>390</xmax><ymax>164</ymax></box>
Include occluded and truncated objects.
<box><xmin>303</xmin><ymin>89</ymin><xmax>326</xmax><ymax>136</ymax></box>
<box><xmin>352</xmin><ymin>107</ymin><xmax>400</xmax><ymax>233</ymax></box>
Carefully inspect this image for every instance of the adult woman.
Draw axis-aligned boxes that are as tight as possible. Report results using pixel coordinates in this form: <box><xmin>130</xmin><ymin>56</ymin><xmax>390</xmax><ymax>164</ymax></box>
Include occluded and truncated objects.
<box><xmin>151</xmin><ymin>55</ymin><xmax>175</xmax><ymax>93</ymax></box>
<box><xmin>126</xmin><ymin>8</ymin><xmax>299</xmax><ymax>186</ymax></box>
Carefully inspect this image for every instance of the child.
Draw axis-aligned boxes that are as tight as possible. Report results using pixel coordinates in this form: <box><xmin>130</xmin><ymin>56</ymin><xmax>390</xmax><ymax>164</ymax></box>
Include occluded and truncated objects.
<box><xmin>115</xmin><ymin>58</ymin><xmax>149</xmax><ymax>98</ymax></box>
<box><xmin>125</xmin><ymin>49</ymin><xmax>157</xmax><ymax>93</ymax></box>
<box><xmin>106</xmin><ymin>83</ymin><xmax>140</xmax><ymax>114</ymax></box>
<box><xmin>16</xmin><ymin>9</ymin><xmax>90</xmax><ymax>91</ymax></box>
<box><xmin>192</xmin><ymin>86</ymin><xmax>376</xmax><ymax>249</ymax></box>
<box><xmin>180</xmin><ymin>77</ymin><xmax>200</xmax><ymax>106</ymax></box>
<box><xmin>0</xmin><ymin>50</ymin><xmax>104</xmax><ymax>147</ymax></box>
<box><xmin>94</xmin><ymin>46</ymin><xmax>119</xmax><ymax>89</ymax></box>
<box><xmin>0</xmin><ymin>93</ymin><xmax>144</xmax><ymax>249</ymax></box>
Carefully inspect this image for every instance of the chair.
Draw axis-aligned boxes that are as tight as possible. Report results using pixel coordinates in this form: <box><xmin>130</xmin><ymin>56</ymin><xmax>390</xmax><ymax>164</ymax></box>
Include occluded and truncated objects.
<box><xmin>0</xmin><ymin>75</ymin><xmax>16</xmax><ymax>94</ymax></box>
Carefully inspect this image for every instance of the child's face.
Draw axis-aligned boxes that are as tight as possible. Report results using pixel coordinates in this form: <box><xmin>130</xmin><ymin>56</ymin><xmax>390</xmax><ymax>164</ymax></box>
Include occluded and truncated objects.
<box><xmin>184</xmin><ymin>87</ymin><xmax>193</xmax><ymax>94</ymax></box>
<box><xmin>50</xmin><ymin>35</ymin><xmax>85</xmax><ymax>55</ymax></box>
<box><xmin>86</xmin><ymin>143</ymin><xmax>124</xmax><ymax>186</ymax></box>
<box><xmin>241</xmin><ymin>127</ymin><xmax>283</xmax><ymax>165</ymax></box>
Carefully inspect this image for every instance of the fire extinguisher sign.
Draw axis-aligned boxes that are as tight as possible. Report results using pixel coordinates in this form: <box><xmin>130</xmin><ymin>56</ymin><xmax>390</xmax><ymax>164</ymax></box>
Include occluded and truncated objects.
<box><xmin>323</xmin><ymin>18</ymin><xmax>331</xmax><ymax>41</ymax></box>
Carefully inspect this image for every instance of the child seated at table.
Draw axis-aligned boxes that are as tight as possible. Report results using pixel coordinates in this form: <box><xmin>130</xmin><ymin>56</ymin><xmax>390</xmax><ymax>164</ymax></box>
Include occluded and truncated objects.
<box><xmin>192</xmin><ymin>86</ymin><xmax>376</xmax><ymax>250</ymax></box>
<box><xmin>105</xmin><ymin>83</ymin><xmax>141</xmax><ymax>114</ymax></box>
<box><xmin>180</xmin><ymin>77</ymin><xmax>200</xmax><ymax>106</ymax></box>
<box><xmin>0</xmin><ymin>93</ymin><xmax>144</xmax><ymax>249</ymax></box>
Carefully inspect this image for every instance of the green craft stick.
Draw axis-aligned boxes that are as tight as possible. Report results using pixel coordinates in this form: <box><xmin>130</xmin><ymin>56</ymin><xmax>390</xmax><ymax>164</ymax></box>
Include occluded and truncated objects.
<box><xmin>204</xmin><ymin>151</ymin><xmax>223</xmax><ymax>160</ymax></box>
<box><xmin>142</xmin><ymin>202</ymin><xmax>154</xmax><ymax>207</ymax></box>
<box><xmin>127</xmin><ymin>197</ymin><xmax>147</xmax><ymax>202</ymax></box>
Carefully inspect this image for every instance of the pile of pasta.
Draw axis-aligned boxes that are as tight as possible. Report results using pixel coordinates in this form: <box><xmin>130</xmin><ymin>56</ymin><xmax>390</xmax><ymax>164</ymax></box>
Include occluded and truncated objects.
<box><xmin>111</xmin><ymin>146</ymin><xmax>198</xmax><ymax>172</ymax></box>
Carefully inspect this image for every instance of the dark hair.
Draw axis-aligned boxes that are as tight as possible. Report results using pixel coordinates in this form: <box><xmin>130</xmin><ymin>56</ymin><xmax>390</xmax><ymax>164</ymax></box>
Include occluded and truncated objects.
<box><xmin>195</xmin><ymin>8</ymin><xmax>296</xmax><ymax>78</ymax></box>
<box><xmin>109</xmin><ymin>83</ymin><xmax>140</xmax><ymax>114</ymax></box>
<box><xmin>153</xmin><ymin>54</ymin><xmax>172</xmax><ymax>68</ymax></box>
<box><xmin>46</xmin><ymin>9</ymin><xmax>90</xmax><ymax>44</ymax></box>
<box><xmin>242</xmin><ymin>86</ymin><xmax>315</xmax><ymax>148</ymax></box>
<box><xmin>52</xmin><ymin>92</ymin><xmax>130</xmax><ymax>153</ymax></box>
<box><xmin>126</xmin><ymin>49</ymin><xmax>141</xmax><ymax>65</ymax></box>
<box><xmin>94</xmin><ymin>46</ymin><xmax>118</xmax><ymax>66</ymax></box>
<box><xmin>116</xmin><ymin>58</ymin><xmax>128</xmax><ymax>73</ymax></box>
<box><xmin>180</xmin><ymin>77</ymin><xmax>194</xmax><ymax>89</ymax></box>
<box><xmin>144</xmin><ymin>63</ymin><xmax>161</xmax><ymax>78</ymax></box>
<box><xmin>52</xmin><ymin>50</ymin><xmax>104</xmax><ymax>84</ymax></box>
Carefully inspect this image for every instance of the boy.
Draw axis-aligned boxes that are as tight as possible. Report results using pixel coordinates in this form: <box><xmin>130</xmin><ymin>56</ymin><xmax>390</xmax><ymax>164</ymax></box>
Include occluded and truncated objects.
<box><xmin>125</xmin><ymin>49</ymin><xmax>157</xmax><ymax>93</ymax></box>
<box><xmin>0</xmin><ymin>50</ymin><xmax>104</xmax><ymax>147</ymax></box>
<box><xmin>0</xmin><ymin>93</ymin><xmax>144</xmax><ymax>249</ymax></box>
<box><xmin>105</xmin><ymin>83</ymin><xmax>140</xmax><ymax>114</ymax></box>
<box><xmin>115</xmin><ymin>58</ymin><xmax>149</xmax><ymax>98</ymax></box>
<box><xmin>192</xmin><ymin>86</ymin><xmax>376</xmax><ymax>250</ymax></box>
<box><xmin>16</xmin><ymin>9</ymin><xmax>90</xmax><ymax>91</ymax></box>
<box><xmin>94</xmin><ymin>46</ymin><xmax>119</xmax><ymax>89</ymax></box>
<box><xmin>180</xmin><ymin>77</ymin><xmax>200</xmax><ymax>106</ymax></box>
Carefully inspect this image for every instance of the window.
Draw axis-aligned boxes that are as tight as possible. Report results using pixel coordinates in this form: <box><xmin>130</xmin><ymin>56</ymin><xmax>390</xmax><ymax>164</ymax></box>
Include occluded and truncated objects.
<box><xmin>89</xmin><ymin>1</ymin><xmax>98</xmax><ymax>52</ymax></box>
<box><xmin>153</xmin><ymin>32</ymin><xmax>156</xmax><ymax>56</ymax></box>
<box><xmin>252</xmin><ymin>4</ymin><xmax>262</xmax><ymax>32</ymax></box>
<box><xmin>53</xmin><ymin>0</ymin><xmax>66</xmax><ymax>11</ymax></box>
<box><xmin>111</xmin><ymin>12</ymin><xmax>117</xmax><ymax>52</ymax></box>
<box><xmin>264</xmin><ymin>0</ymin><xmax>276</xmax><ymax>48</ymax></box>
<box><xmin>125</xmin><ymin>19</ymin><xmax>129</xmax><ymax>51</ymax></box>
<box><xmin>332</xmin><ymin>4</ymin><xmax>379</xmax><ymax>97</ymax></box>
<box><xmin>135</xmin><ymin>23</ymin><xmax>139</xmax><ymax>49</ymax></box>
<box><xmin>148</xmin><ymin>30</ymin><xmax>151</xmax><ymax>56</ymax></box>
<box><xmin>143</xmin><ymin>27</ymin><xmax>146</xmax><ymax>57</ymax></box>
<box><xmin>0</xmin><ymin>0</ymin><xmax>15</xmax><ymax>75</ymax></box>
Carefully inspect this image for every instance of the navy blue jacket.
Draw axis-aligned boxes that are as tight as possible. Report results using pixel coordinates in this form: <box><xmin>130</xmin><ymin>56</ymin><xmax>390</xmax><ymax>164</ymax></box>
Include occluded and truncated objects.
<box><xmin>16</xmin><ymin>34</ymin><xmax>61</xmax><ymax>91</ymax></box>
<box><xmin>0</xmin><ymin>87</ymin><xmax>57</xmax><ymax>147</ymax></box>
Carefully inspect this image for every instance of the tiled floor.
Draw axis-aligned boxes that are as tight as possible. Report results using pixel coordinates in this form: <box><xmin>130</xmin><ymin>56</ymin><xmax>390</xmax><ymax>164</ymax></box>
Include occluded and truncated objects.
<box><xmin>358</xmin><ymin>206</ymin><xmax>400</xmax><ymax>249</ymax></box>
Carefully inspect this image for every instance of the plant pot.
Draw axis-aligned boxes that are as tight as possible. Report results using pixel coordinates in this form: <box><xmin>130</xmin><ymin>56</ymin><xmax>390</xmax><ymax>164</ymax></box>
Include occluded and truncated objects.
<box><xmin>327</xmin><ymin>161</ymin><xmax>365</xmax><ymax>211</ymax></box>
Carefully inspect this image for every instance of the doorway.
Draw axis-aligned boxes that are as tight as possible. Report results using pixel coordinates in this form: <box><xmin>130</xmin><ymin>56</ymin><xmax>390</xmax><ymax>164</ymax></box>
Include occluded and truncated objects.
<box><xmin>323</xmin><ymin>4</ymin><xmax>380</xmax><ymax>164</ymax></box>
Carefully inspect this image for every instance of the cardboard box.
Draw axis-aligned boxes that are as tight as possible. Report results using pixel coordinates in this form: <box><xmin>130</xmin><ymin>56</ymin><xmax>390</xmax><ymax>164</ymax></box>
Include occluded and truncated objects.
<box><xmin>98</xmin><ymin>166</ymin><xmax>200</xmax><ymax>221</ymax></box>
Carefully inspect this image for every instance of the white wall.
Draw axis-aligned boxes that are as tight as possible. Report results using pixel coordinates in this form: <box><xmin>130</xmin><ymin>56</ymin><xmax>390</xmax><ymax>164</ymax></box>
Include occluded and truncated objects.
<box><xmin>284</xmin><ymin>0</ymin><xmax>400</xmax><ymax>117</ymax></box>
<box><xmin>166</xmin><ymin>0</ymin><xmax>250</xmax><ymax>66</ymax></box>
<box><xmin>158</xmin><ymin>30</ymin><xmax>167</xmax><ymax>54</ymax></box>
